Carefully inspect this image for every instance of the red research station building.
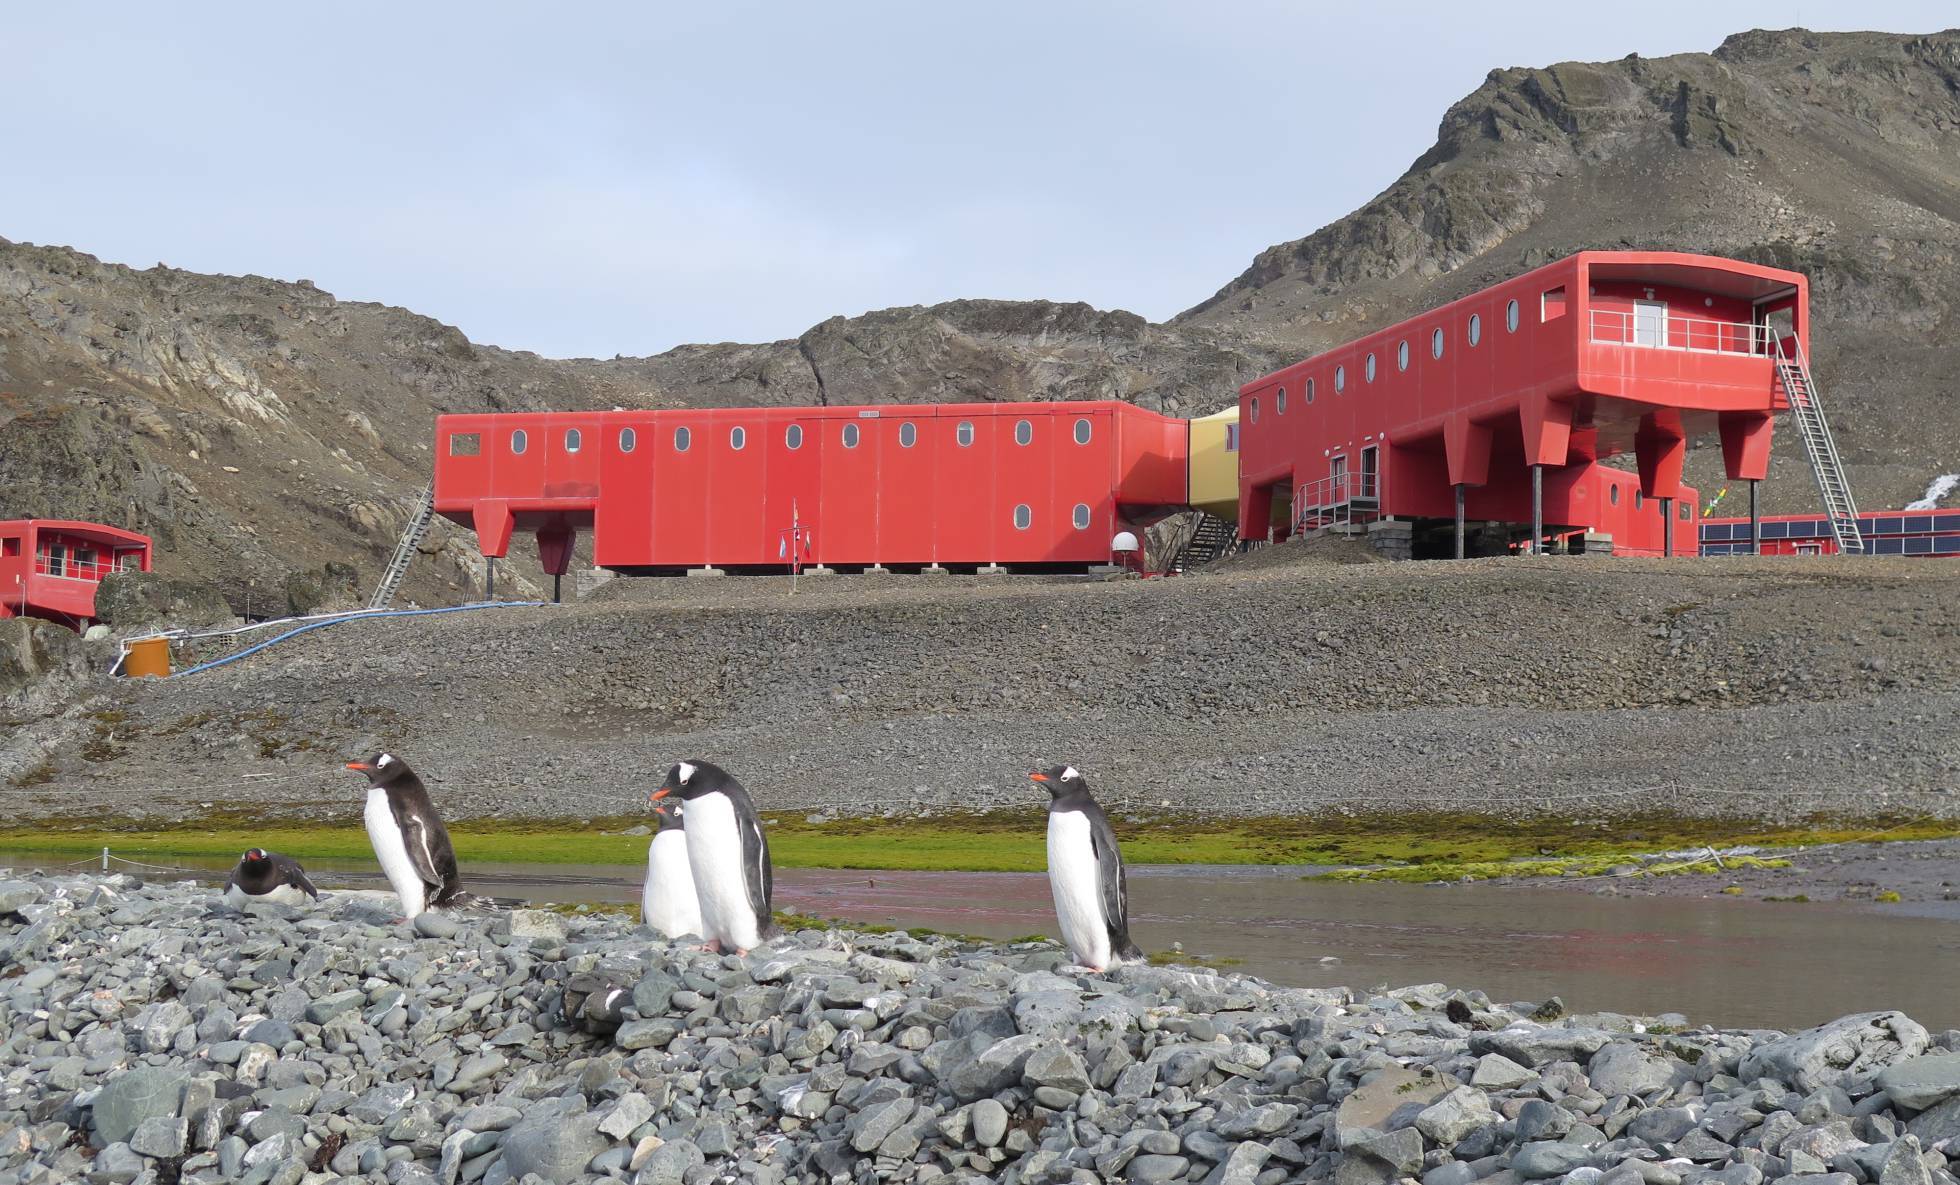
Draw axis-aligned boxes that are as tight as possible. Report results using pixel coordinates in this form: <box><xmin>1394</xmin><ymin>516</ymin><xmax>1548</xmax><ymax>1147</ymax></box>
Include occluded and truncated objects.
<box><xmin>0</xmin><ymin>520</ymin><xmax>153</xmax><ymax>627</ymax></box>
<box><xmin>1234</xmin><ymin>251</ymin><xmax>1805</xmax><ymax>557</ymax></box>
<box><xmin>433</xmin><ymin>402</ymin><xmax>1191</xmax><ymax>579</ymax></box>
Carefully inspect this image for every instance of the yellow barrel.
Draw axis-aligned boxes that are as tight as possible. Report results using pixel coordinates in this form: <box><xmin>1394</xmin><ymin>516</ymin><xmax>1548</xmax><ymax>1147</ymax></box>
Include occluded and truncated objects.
<box><xmin>124</xmin><ymin>638</ymin><xmax>171</xmax><ymax>678</ymax></box>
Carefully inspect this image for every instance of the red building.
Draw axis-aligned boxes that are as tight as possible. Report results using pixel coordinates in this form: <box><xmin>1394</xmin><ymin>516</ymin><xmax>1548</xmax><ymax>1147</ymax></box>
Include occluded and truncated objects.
<box><xmin>1235</xmin><ymin>251</ymin><xmax>1804</xmax><ymax>557</ymax></box>
<box><xmin>0</xmin><ymin>520</ymin><xmax>153</xmax><ymax>628</ymax></box>
<box><xmin>1701</xmin><ymin>508</ymin><xmax>1960</xmax><ymax>557</ymax></box>
<box><xmin>433</xmin><ymin>401</ymin><xmax>1191</xmax><ymax>577</ymax></box>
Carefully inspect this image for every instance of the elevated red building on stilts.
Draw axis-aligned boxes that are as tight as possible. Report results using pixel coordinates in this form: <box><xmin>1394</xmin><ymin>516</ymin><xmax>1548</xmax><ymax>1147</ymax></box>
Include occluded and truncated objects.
<box><xmin>0</xmin><ymin>520</ymin><xmax>152</xmax><ymax>627</ymax></box>
<box><xmin>1234</xmin><ymin>251</ymin><xmax>1804</xmax><ymax>558</ymax></box>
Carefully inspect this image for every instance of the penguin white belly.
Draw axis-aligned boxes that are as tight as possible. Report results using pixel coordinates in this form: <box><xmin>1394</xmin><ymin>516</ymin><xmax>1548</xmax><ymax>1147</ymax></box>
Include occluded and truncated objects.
<box><xmin>644</xmin><ymin>830</ymin><xmax>704</xmax><ymax>939</ymax></box>
<box><xmin>1047</xmin><ymin>811</ymin><xmax>1112</xmax><ymax>971</ymax></box>
<box><xmin>224</xmin><ymin>884</ymin><xmax>311</xmax><ymax>908</ymax></box>
<box><xmin>365</xmin><ymin>787</ymin><xmax>427</xmax><ymax>918</ymax></box>
<box><xmin>683</xmin><ymin>793</ymin><xmax>762</xmax><ymax>951</ymax></box>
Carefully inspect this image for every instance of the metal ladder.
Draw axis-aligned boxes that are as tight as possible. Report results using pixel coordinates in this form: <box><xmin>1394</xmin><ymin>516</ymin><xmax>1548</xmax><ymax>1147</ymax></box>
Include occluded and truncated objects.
<box><xmin>1169</xmin><ymin>513</ymin><xmax>1240</xmax><ymax>573</ymax></box>
<box><xmin>367</xmin><ymin>479</ymin><xmax>436</xmax><ymax>608</ymax></box>
<box><xmin>1771</xmin><ymin>338</ymin><xmax>1865</xmax><ymax>555</ymax></box>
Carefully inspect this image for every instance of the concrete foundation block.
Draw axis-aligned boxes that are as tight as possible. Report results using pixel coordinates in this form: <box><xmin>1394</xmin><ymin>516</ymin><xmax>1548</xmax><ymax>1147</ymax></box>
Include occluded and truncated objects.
<box><xmin>922</xmin><ymin>565</ymin><xmax>949</xmax><ymax>575</ymax></box>
<box><xmin>801</xmin><ymin>565</ymin><xmax>837</xmax><ymax>576</ymax></box>
<box><xmin>1576</xmin><ymin>532</ymin><xmax>1616</xmax><ymax>556</ymax></box>
<box><xmin>977</xmin><ymin>564</ymin><xmax>1007</xmax><ymax>575</ymax></box>
<box><xmin>685</xmin><ymin>566</ymin><xmax>727</xmax><ymax>578</ymax></box>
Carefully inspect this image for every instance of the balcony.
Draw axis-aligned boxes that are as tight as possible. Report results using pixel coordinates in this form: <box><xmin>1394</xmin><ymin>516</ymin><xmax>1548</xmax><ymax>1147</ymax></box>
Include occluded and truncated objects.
<box><xmin>1588</xmin><ymin>309</ymin><xmax>1778</xmax><ymax>357</ymax></box>
<box><xmin>33</xmin><ymin>554</ymin><xmax>137</xmax><ymax>582</ymax></box>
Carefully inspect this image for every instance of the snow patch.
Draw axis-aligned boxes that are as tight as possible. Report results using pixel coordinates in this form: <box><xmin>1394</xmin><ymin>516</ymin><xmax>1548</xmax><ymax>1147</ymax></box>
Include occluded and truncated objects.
<box><xmin>1906</xmin><ymin>474</ymin><xmax>1959</xmax><ymax>511</ymax></box>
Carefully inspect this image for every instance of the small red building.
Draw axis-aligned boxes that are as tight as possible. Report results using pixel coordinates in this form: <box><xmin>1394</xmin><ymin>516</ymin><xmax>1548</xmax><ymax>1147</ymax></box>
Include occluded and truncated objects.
<box><xmin>0</xmin><ymin>520</ymin><xmax>153</xmax><ymax>628</ymax></box>
<box><xmin>1236</xmin><ymin>251</ymin><xmax>1803</xmax><ymax>557</ymax></box>
<box><xmin>433</xmin><ymin>401</ymin><xmax>1191</xmax><ymax>576</ymax></box>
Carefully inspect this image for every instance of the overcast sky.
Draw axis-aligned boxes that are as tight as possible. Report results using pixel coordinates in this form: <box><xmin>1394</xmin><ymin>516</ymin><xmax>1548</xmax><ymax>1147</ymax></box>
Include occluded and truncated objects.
<box><xmin>4</xmin><ymin>3</ymin><xmax>1951</xmax><ymax>358</ymax></box>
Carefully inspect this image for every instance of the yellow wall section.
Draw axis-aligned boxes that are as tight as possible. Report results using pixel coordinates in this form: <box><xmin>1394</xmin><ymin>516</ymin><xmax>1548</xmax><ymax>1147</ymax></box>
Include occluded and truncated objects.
<box><xmin>1188</xmin><ymin>409</ymin><xmax>1240</xmax><ymax>520</ymax></box>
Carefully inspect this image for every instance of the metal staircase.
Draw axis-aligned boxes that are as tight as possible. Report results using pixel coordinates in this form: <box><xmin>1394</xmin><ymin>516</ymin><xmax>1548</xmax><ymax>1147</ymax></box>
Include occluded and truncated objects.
<box><xmin>367</xmin><ymin>479</ymin><xmax>436</xmax><ymax>608</ymax></box>
<box><xmin>1169</xmin><ymin>513</ymin><xmax>1240</xmax><ymax>574</ymax></box>
<box><xmin>1772</xmin><ymin>338</ymin><xmax>1865</xmax><ymax>555</ymax></box>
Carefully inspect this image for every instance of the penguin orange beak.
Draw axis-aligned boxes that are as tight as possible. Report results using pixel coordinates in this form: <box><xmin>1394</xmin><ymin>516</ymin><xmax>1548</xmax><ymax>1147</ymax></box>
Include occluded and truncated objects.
<box><xmin>1028</xmin><ymin>771</ymin><xmax>1048</xmax><ymax>783</ymax></box>
<box><xmin>649</xmin><ymin>788</ymin><xmax>671</xmax><ymax>802</ymax></box>
<box><xmin>344</xmin><ymin>762</ymin><xmax>370</xmax><ymax>771</ymax></box>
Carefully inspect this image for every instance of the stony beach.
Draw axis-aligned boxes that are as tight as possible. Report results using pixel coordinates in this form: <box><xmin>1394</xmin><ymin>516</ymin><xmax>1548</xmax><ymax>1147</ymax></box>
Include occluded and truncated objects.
<box><xmin>5</xmin><ymin>874</ymin><xmax>1960</xmax><ymax>1185</ymax></box>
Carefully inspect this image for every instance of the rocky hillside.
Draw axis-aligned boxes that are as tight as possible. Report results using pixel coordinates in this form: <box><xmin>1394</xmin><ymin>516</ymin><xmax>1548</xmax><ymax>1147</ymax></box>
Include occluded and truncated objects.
<box><xmin>1178</xmin><ymin>27</ymin><xmax>1960</xmax><ymax>511</ymax></box>
<box><xmin>3</xmin><ymin>27</ymin><xmax>1956</xmax><ymax>606</ymax></box>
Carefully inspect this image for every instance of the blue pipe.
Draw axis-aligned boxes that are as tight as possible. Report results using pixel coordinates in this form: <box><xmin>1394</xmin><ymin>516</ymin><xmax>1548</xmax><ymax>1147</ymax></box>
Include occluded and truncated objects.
<box><xmin>168</xmin><ymin>601</ymin><xmax>548</xmax><ymax>678</ymax></box>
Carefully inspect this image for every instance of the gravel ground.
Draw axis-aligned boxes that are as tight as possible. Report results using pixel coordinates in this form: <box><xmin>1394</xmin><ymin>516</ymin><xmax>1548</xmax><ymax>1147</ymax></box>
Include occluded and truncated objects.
<box><xmin>8</xmin><ymin>874</ymin><xmax>1960</xmax><ymax>1185</ymax></box>
<box><xmin>4</xmin><ymin>551</ymin><xmax>1958</xmax><ymax>825</ymax></box>
<box><xmin>1516</xmin><ymin>838</ymin><xmax>1960</xmax><ymax>909</ymax></box>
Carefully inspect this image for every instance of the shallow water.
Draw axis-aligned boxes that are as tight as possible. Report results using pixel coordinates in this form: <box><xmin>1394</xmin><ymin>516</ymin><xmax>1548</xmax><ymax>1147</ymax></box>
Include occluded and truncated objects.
<box><xmin>10</xmin><ymin>852</ymin><xmax>1956</xmax><ymax>1032</ymax></box>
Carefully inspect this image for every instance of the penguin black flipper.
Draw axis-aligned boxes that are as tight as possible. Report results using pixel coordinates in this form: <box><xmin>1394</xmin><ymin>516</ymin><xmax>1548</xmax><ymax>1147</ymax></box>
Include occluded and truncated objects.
<box><xmin>269</xmin><ymin>853</ymin><xmax>321</xmax><ymax>900</ymax></box>
<box><xmin>738</xmin><ymin>795</ymin><xmax>780</xmax><ymax>940</ymax></box>
<box><xmin>1087</xmin><ymin>803</ymin><xmax>1143</xmax><ymax>961</ymax></box>
<box><xmin>392</xmin><ymin>794</ymin><xmax>462</xmax><ymax>905</ymax></box>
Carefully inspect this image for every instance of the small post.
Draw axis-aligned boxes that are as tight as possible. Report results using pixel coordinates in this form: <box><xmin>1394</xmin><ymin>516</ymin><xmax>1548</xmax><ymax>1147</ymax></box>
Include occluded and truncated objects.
<box><xmin>101</xmin><ymin>846</ymin><xmax>109</xmax><ymax>873</ymax></box>
<box><xmin>1749</xmin><ymin>480</ymin><xmax>1762</xmax><ymax>555</ymax></box>
<box><xmin>552</xmin><ymin>573</ymin><xmax>562</xmax><ymax>604</ymax></box>
<box><xmin>1529</xmin><ymin>465</ymin><xmax>1543</xmax><ymax>556</ymax></box>
<box><xmin>1662</xmin><ymin>498</ymin><xmax>1675</xmax><ymax>557</ymax></box>
<box><xmin>1454</xmin><ymin>483</ymin><xmax>1466</xmax><ymax>560</ymax></box>
<box><xmin>485</xmin><ymin>557</ymin><xmax>496</xmax><ymax>602</ymax></box>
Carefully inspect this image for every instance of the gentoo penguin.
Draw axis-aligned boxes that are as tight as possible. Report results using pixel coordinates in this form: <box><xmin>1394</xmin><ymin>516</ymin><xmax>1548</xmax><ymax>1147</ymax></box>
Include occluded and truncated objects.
<box><xmin>651</xmin><ymin>760</ymin><xmax>777</xmax><ymax>955</ymax></box>
<box><xmin>1031</xmin><ymin>764</ymin><xmax>1142</xmax><ymax>973</ymax></box>
<box><xmin>221</xmin><ymin>848</ymin><xmax>319</xmax><ymax>908</ymax></box>
<box><xmin>345</xmin><ymin>753</ymin><xmax>462</xmax><ymax>919</ymax></box>
<box><xmin>642</xmin><ymin>796</ymin><xmax>704</xmax><ymax>940</ymax></box>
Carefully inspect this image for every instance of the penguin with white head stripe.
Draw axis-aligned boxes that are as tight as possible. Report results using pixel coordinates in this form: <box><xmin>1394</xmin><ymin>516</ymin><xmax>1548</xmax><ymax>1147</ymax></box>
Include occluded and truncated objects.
<box><xmin>346</xmin><ymin>752</ymin><xmax>462</xmax><ymax>920</ymax></box>
<box><xmin>651</xmin><ymin>759</ymin><xmax>776</xmax><ymax>955</ymax></box>
<box><xmin>1031</xmin><ymin>763</ymin><xmax>1142</xmax><ymax>973</ymax></box>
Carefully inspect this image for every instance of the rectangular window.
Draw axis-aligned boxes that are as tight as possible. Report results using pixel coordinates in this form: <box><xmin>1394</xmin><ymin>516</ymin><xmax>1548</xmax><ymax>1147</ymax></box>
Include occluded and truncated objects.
<box><xmin>0</xmin><ymin>537</ymin><xmax>18</xmax><ymax>558</ymax></box>
<box><xmin>1224</xmin><ymin>424</ymin><xmax>1239</xmax><ymax>453</ymax></box>
<box><xmin>1541</xmin><ymin>286</ymin><xmax>1567</xmax><ymax>322</ymax></box>
<box><xmin>448</xmin><ymin>432</ymin><xmax>482</xmax><ymax>457</ymax></box>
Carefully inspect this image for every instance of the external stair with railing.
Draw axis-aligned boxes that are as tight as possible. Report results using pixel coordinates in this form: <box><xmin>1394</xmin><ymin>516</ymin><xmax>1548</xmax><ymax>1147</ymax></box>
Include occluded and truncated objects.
<box><xmin>1168</xmin><ymin>512</ymin><xmax>1240</xmax><ymax>574</ymax></box>
<box><xmin>1771</xmin><ymin>339</ymin><xmax>1865</xmax><ymax>555</ymax></box>
<box><xmin>367</xmin><ymin>479</ymin><xmax>436</xmax><ymax>609</ymax></box>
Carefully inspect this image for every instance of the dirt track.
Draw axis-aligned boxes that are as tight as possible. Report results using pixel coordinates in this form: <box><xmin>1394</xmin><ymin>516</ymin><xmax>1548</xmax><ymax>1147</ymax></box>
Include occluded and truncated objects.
<box><xmin>4</xmin><ymin>548</ymin><xmax>1958</xmax><ymax>826</ymax></box>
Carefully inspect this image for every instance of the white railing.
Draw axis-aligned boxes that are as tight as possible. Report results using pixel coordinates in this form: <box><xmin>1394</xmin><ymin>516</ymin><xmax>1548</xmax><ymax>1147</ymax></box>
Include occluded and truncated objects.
<box><xmin>1588</xmin><ymin>309</ymin><xmax>1779</xmax><ymax>357</ymax></box>
<box><xmin>1293</xmin><ymin>470</ymin><xmax>1381</xmax><ymax>534</ymax></box>
<box><xmin>32</xmin><ymin>555</ymin><xmax>138</xmax><ymax>582</ymax></box>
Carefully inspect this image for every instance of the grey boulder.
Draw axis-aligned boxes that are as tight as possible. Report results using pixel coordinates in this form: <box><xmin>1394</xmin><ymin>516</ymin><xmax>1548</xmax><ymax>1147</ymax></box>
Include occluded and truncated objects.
<box><xmin>1739</xmin><ymin>1012</ymin><xmax>1930</xmax><ymax>1093</ymax></box>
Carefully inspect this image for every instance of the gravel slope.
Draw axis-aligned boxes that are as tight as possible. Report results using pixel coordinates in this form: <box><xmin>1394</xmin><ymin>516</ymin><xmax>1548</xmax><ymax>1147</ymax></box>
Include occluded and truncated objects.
<box><xmin>5</xmin><ymin>550</ymin><xmax>1957</xmax><ymax>827</ymax></box>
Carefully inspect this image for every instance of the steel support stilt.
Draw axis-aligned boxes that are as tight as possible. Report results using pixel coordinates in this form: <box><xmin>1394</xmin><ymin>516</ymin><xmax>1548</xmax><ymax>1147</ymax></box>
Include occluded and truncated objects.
<box><xmin>1454</xmin><ymin>483</ymin><xmax>1466</xmax><ymax>560</ymax></box>
<box><xmin>1749</xmin><ymin>480</ymin><xmax>1762</xmax><ymax>555</ymax></box>
<box><xmin>1529</xmin><ymin>465</ymin><xmax>1543</xmax><ymax>556</ymax></box>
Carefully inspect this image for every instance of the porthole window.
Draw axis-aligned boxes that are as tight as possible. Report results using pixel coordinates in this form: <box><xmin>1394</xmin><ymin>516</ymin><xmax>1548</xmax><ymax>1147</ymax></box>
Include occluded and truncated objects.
<box><xmin>1249</xmin><ymin>397</ymin><xmax>1260</xmax><ymax>424</ymax></box>
<box><xmin>1305</xmin><ymin>378</ymin><xmax>1315</xmax><ymax>404</ymax></box>
<box><xmin>564</xmin><ymin>428</ymin><xmax>582</xmax><ymax>453</ymax></box>
<box><xmin>1680</xmin><ymin>501</ymin><xmax>1692</xmax><ymax>521</ymax></box>
<box><xmin>1506</xmin><ymin>299</ymin><xmax>1520</xmax><ymax>333</ymax></box>
<box><xmin>842</xmin><ymin>423</ymin><xmax>860</xmax><ymax>448</ymax></box>
<box><xmin>899</xmin><ymin>422</ymin><xmax>917</xmax><ymax>448</ymax></box>
<box><xmin>1277</xmin><ymin>387</ymin><xmax>1287</xmax><ymax>415</ymax></box>
<box><xmin>1364</xmin><ymin>353</ymin><xmax>1377</xmax><ymax>382</ymax></box>
<box><xmin>1468</xmin><ymin>314</ymin><xmax>1482</xmax><ymax>346</ymax></box>
<box><xmin>510</xmin><ymin>429</ymin><xmax>528</xmax><ymax>455</ymax></box>
<box><xmin>1635</xmin><ymin>490</ymin><xmax>1645</xmax><ymax>510</ymax></box>
<box><xmin>1335</xmin><ymin>366</ymin><xmax>1346</xmax><ymax>393</ymax></box>
<box><xmin>730</xmin><ymin>426</ymin><xmax>746</xmax><ymax>450</ymax></box>
<box><xmin>1609</xmin><ymin>484</ymin><xmax>1619</xmax><ymax>506</ymax></box>
<box><xmin>786</xmin><ymin>424</ymin><xmax>804</xmax><ymax>450</ymax></box>
<box><xmin>674</xmin><ymin>426</ymin><xmax>691</xmax><ymax>452</ymax></box>
<box><xmin>956</xmin><ymin>421</ymin><xmax>975</xmax><ymax>447</ymax></box>
<box><xmin>1014</xmin><ymin>419</ymin><xmax>1032</xmax><ymax>446</ymax></box>
<box><xmin>1397</xmin><ymin>341</ymin><xmax>1409</xmax><ymax>372</ymax></box>
<box><xmin>1432</xmin><ymin>327</ymin><xmax>1444</xmax><ymax>359</ymax></box>
<box><xmin>1013</xmin><ymin>504</ymin><xmax>1031</xmax><ymax>531</ymax></box>
<box><xmin>1072</xmin><ymin>503</ymin><xmax>1090</xmax><ymax>530</ymax></box>
<box><xmin>1073</xmin><ymin>418</ymin><xmax>1091</xmax><ymax>445</ymax></box>
<box><xmin>617</xmin><ymin>427</ymin><xmax>636</xmax><ymax>453</ymax></box>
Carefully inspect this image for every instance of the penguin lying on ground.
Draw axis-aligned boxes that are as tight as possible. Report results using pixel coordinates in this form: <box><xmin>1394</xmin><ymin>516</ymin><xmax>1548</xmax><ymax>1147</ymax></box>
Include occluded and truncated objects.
<box><xmin>222</xmin><ymin>848</ymin><xmax>319</xmax><ymax>908</ymax></box>
<box><xmin>345</xmin><ymin>753</ymin><xmax>463</xmax><ymax>919</ymax></box>
<box><xmin>643</xmin><ymin>795</ymin><xmax>704</xmax><ymax>940</ymax></box>
<box><xmin>651</xmin><ymin>760</ymin><xmax>777</xmax><ymax>955</ymax></box>
<box><xmin>1031</xmin><ymin>764</ymin><xmax>1143</xmax><ymax>973</ymax></box>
